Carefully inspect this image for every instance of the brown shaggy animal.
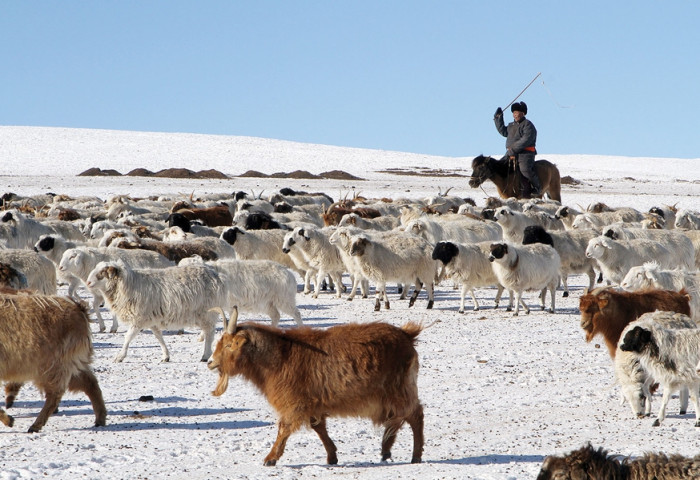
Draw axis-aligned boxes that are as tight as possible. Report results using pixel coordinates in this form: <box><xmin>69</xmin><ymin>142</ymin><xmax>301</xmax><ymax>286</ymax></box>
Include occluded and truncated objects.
<box><xmin>114</xmin><ymin>238</ymin><xmax>219</xmax><ymax>263</ymax></box>
<box><xmin>469</xmin><ymin>154</ymin><xmax>562</xmax><ymax>202</ymax></box>
<box><xmin>537</xmin><ymin>443</ymin><xmax>700</xmax><ymax>480</ymax></box>
<box><xmin>173</xmin><ymin>205</ymin><xmax>233</xmax><ymax>227</ymax></box>
<box><xmin>322</xmin><ymin>206</ymin><xmax>381</xmax><ymax>226</ymax></box>
<box><xmin>0</xmin><ymin>290</ymin><xmax>107</xmax><ymax>432</ymax></box>
<box><xmin>579</xmin><ymin>287</ymin><xmax>691</xmax><ymax>359</ymax></box>
<box><xmin>208</xmin><ymin>309</ymin><xmax>424</xmax><ymax>466</ymax></box>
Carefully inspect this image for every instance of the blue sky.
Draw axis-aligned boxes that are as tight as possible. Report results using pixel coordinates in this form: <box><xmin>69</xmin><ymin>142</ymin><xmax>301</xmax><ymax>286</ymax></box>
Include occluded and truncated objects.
<box><xmin>2</xmin><ymin>2</ymin><xmax>699</xmax><ymax>159</ymax></box>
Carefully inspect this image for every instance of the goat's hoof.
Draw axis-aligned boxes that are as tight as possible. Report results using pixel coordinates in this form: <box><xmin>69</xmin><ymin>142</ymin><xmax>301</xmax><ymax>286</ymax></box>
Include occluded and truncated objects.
<box><xmin>160</xmin><ymin>357</ymin><xmax>170</xmax><ymax>363</ymax></box>
<box><xmin>346</xmin><ymin>297</ymin><xmax>353</xmax><ymax>302</ymax></box>
<box><xmin>426</xmin><ymin>300</ymin><xmax>434</xmax><ymax>309</ymax></box>
<box><xmin>327</xmin><ymin>455</ymin><xmax>338</xmax><ymax>465</ymax></box>
<box><xmin>384</xmin><ymin>302</ymin><xmax>390</xmax><ymax>310</ymax></box>
<box><xmin>458</xmin><ymin>309</ymin><xmax>465</xmax><ymax>314</ymax></box>
<box><xmin>562</xmin><ymin>291</ymin><xmax>569</xmax><ymax>297</ymax></box>
<box><xmin>506</xmin><ymin>307</ymin><xmax>512</xmax><ymax>312</ymax></box>
<box><xmin>652</xmin><ymin>419</ymin><xmax>661</xmax><ymax>427</ymax></box>
<box><xmin>27</xmin><ymin>424</ymin><xmax>41</xmax><ymax>433</ymax></box>
<box><xmin>381</xmin><ymin>453</ymin><xmax>391</xmax><ymax>462</ymax></box>
<box><xmin>411</xmin><ymin>456</ymin><xmax>422</xmax><ymax>464</ymax></box>
<box><xmin>680</xmin><ymin>410</ymin><xmax>687</xmax><ymax>415</ymax></box>
<box><xmin>695</xmin><ymin>421</ymin><xmax>700</xmax><ymax>427</ymax></box>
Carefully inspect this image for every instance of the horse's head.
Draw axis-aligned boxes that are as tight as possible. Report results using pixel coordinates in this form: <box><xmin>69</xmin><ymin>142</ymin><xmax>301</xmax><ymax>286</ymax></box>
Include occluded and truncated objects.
<box><xmin>469</xmin><ymin>155</ymin><xmax>494</xmax><ymax>188</ymax></box>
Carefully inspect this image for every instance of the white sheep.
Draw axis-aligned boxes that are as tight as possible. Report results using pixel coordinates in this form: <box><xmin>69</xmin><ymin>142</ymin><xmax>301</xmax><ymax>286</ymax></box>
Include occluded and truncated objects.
<box><xmin>0</xmin><ymin>209</ymin><xmax>83</xmax><ymax>249</ymax></box>
<box><xmin>615</xmin><ymin>311</ymin><xmax>696</xmax><ymax>419</ymax></box>
<box><xmin>620</xmin><ymin>262</ymin><xmax>700</xmax><ymax>321</ymax></box>
<box><xmin>0</xmin><ymin>249</ymin><xmax>57</xmax><ymax>295</ymax></box>
<box><xmin>58</xmin><ymin>246</ymin><xmax>175</xmax><ymax>332</ymax></box>
<box><xmin>602</xmin><ymin>224</ymin><xmax>695</xmax><ymax>270</ymax></box>
<box><xmin>86</xmin><ymin>261</ymin><xmax>227</xmax><ymax>363</ymax></box>
<box><xmin>570</xmin><ymin>208</ymin><xmax>644</xmax><ymax>230</ymax></box>
<box><xmin>493</xmin><ymin>207</ymin><xmax>539</xmax><ymax>243</ymax></box>
<box><xmin>488</xmin><ymin>242</ymin><xmax>561</xmax><ymax>316</ymax></box>
<box><xmin>404</xmin><ymin>216</ymin><xmax>502</xmax><ymax>244</ymax></box>
<box><xmin>349</xmin><ymin>231</ymin><xmax>437</xmax><ymax>311</ymax></box>
<box><xmin>585</xmin><ymin>236</ymin><xmax>686</xmax><ymax>285</ymax></box>
<box><xmin>675</xmin><ymin>209</ymin><xmax>700</xmax><ymax>230</ymax></box>
<box><xmin>432</xmin><ymin>241</ymin><xmax>512</xmax><ymax>313</ymax></box>
<box><xmin>328</xmin><ymin>226</ymin><xmax>370</xmax><ymax>301</ymax></box>
<box><xmin>281</xmin><ymin>226</ymin><xmax>345</xmax><ymax>299</ymax></box>
<box><xmin>553</xmin><ymin>205</ymin><xmax>584</xmax><ymax>230</ymax></box>
<box><xmin>619</xmin><ymin>311</ymin><xmax>700</xmax><ymax>426</ymax></box>
<box><xmin>179</xmin><ymin>257</ymin><xmax>302</xmax><ymax>327</ymax></box>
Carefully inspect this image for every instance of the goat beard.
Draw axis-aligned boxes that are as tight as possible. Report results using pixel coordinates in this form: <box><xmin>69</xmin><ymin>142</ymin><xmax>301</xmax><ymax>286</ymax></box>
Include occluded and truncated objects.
<box><xmin>212</xmin><ymin>373</ymin><xmax>230</xmax><ymax>397</ymax></box>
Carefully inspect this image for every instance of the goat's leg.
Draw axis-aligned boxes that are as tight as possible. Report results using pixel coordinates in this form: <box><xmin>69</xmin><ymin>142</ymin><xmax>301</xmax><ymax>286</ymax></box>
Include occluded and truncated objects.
<box><xmin>312</xmin><ymin>270</ymin><xmax>325</xmax><ymax>298</ymax></box>
<box><xmin>680</xmin><ymin>386</ymin><xmax>689</xmax><ymax>415</ymax></box>
<box><xmin>426</xmin><ymin>281</ymin><xmax>434</xmax><ymax>309</ymax></box>
<box><xmin>548</xmin><ymin>283</ymin><xmax>556</xmax><ymax>313</ymax></box>
<box><xmin>4</xmin><ymin>382</ymin><xmax>22</xmax><ymax>408</ymax></box>
<box><xmin>505</xmin><ymin>289</ymin><xmax>514</xmax><ymax>311</ymax></box>
<box><xmin>68</xmin><ymin>369</ymin><xmax>107</xmax><ymax>427</ymax></box>
<box><xmin>688</xmin><ymin>385</ymin><xmax>700</xmax><ymax>427</ymax></box>
<box><xmin>493</xmin><ymin>285</ymin><xmax>504</xmax><ymax>309</ymax></box>
<box><xmin>303</xmin><ymin>270</ymin><xmax>313</xmax><ymax>294</ymax></box>
<box><xmin>310</xmin><ymin>416</ymin><xmax>338</xmax><ymax>465</ymax></box>
<box><xmin>267</xmin><ymin>307</ymin><xmax>281</xmax><ymax>328</ymax></box>
<box><xmin>264</xmin><ymin>420</ymin><xmax>295</xmax><ymax>466</ymax></box>
<box><xmin>560</xmin><ymin>274</ymin><xmax>569</xmax><ymax>297</ymax></box>
<box><xmin>114</xmin><ymin>325</ymin><xmax>140</xmax><ymax>362</ymax></box>
<box><xmin>408</xmin><ymin>279</ymin><xmax>423</xmax><ymax>308</ymax></box>
<box><xmin>29</xmin><ymin>390</ymin><xmax>63</xmax><ymax>433</ymax></box>
<box><xmin>380</xmin><ymin>419</ymin><xmax>404</xmax><ymax>461</ymax></box>
<box><xmin>458</xmin><ymin>285</ymin><xmax>469</xmax><ymax>313</ymax></box>
<box><xmin>199</xmin><ymin>321</ymin><xmax>216</xmax><ymax>362</ymax></box>
<box><xmin>291</xmin><ymin>307</ymin><xmax>303</xmax><ymax>327</ymax></box>
<box><xmin>150</xmin><ymin>327</ymin><xmax>171</xmax><ymax>363</ymax></box>
<box><xmin>0</xmin><ymin>407</ymin><xmax>13</xmax><ymax>428</ymax></box>
<box><xmin>347</xmin><ymin>275</ymin><xmax>359</xmax><ymax>301</ymax></box>
<box><xmin>653</xmin><ymin>387</ymin><xmax>673</xmax><ymax>426</ymax></box>
<box><xmin>92</xmin><ymin>292</ymin><xmax>107</xmax><ymax>333</ymax></box>
<box><xmin>406</xmin><ymin>404</ymin><xmax>424</xmax><ymax>464</ymax></box>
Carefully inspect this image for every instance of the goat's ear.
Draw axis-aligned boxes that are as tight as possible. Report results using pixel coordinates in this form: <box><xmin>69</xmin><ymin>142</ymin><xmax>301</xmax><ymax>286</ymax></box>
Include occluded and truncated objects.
<box><xmin>597</xmin><ymin>293</ymin><xmax>610</xmax><ymax>309</ymax></box>
<box><xmin>105</xmin><ymin>265</ymin><xmax>120</xmax><ymax>279</ymax></box>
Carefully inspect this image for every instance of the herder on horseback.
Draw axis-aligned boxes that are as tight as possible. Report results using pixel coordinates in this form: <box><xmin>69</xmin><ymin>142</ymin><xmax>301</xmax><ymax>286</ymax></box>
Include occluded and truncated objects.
<box><xmin>493</xmin><ymin>101</ymin><xmax>542</xmax><ymax>199</ymax></box>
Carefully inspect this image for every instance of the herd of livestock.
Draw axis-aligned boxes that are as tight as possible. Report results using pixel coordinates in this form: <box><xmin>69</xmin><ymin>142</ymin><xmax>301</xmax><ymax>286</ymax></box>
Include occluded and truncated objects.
<box><xmin>1</xmin><ymin>187</ymin><xmax>700</xmax><ymax>471</ymax></box>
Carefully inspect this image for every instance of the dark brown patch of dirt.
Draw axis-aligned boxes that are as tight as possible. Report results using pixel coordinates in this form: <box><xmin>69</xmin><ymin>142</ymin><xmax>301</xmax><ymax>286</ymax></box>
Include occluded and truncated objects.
<box><xmin>150</xmin><ymin>168</ymin><xmax>229</xmax><ymax>179</ymax></box>
<box><xmin>378</xmin><ymin>167</ymin><xmax>468</xmax><ymax>178</ymax></box>
<box><xmin>78</xmin><ymin>167</ymin><xmax>122</xmax><ymax>176</ymax></box>
<box><xmin>272</xmin><ymin>170</ymin><xmax>322</xmax><ymax>179</ymax></box>
<box><xmin>126</xmin><ymin>168</ymin><xmax>155</xmax><ymax>177</ymax></box>
<box><xmin>196</xmin><ymin>169</ymin><xmax>229</xmax><ymax>179</ymax></box>
<box><xmin>320</xmin><ymin>170</ymin><xmax>364</xmax><ymax>180</ymax></box>
<box><xmin>560</xmin><ymin>175</ymin><xmax>581</xmax><ymax>185</ymax></box>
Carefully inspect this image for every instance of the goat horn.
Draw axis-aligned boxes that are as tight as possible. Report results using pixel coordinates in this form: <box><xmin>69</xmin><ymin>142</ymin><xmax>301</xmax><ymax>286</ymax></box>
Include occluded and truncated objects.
<box><xmin>226</xmin><ymin>306</ymin><xmax>239</xmax><ymax>334</ymax></box>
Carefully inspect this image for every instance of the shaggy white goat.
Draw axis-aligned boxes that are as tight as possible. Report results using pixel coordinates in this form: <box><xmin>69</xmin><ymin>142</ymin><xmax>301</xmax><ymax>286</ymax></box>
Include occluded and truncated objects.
<box><xmin>619</xmin><ymin>311</ymin><xmax>700</xmax><ymax>426</ymax></box>
<box><xmin>0</xmin><ymin>209</ymin><xmax>83</xmax><ymax>249</ymax></box>
<box><xmin>404</xmin><ymin>217</ymin><xmax>502</xmax><ymax>244</ymax></box>
<box><xmin>58</xmin><ymin>246</ymin><xmax>175</xmax><ymax>332</ymax></box>
<box><xmin>86</xmin><ymin>261</ymin><xmax>227</xmax><ymax>363</ymax></box>
<box><xmin>0</xmin><ymin>249</ymin><xmax>57</xmax><ymax>295</ymax></box>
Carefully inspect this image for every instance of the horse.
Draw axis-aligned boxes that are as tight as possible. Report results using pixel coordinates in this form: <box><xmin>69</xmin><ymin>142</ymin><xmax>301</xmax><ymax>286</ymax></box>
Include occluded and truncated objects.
<box><xmin>468</xmin><ymin>155</ymin><xmax>562</xmax><ymax>202</ymax></box>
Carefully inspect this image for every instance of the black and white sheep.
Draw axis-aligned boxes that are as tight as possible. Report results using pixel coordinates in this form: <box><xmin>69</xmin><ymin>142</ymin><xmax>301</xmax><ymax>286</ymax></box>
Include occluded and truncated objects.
<box><xmin>431</xmin><ymin>241</ymin><xmax>511</xmax><ymax>313</ymax></box>
<box><xmin>488</xmin><ymin>242</ymin><xmax>561</xmax><ymax>316</ymax></box>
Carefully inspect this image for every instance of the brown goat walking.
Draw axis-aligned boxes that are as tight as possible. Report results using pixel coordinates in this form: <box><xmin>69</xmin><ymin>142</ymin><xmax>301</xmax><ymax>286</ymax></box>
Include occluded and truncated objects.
<box><xmin>579</xmin><ymin>287</ymin><xmax>691</xmax><ymax>358</ymax></box>
<box><xmin>0</xmin><ymin>289</ymin><xmax>107</xmax><ymax>432</ymax></box>
<box><xmin>208</xmin><ymin>308</ymin><xmax>424</xmax><ymax>466</ymax></box>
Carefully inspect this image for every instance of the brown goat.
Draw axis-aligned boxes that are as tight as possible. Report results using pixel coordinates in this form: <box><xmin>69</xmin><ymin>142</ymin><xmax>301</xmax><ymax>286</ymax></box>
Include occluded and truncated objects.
<box><xmin>208</xmin><ymin>309</ymin><xmax>424</xmax><ymax>466</ymax></box>
<box><xmin>174</xmin><ymin>205</ymin><xmax>233</xmax><ymax>227</ymax></box>
<box><xmin>114</xmin><ymin>238</ymin><xmax>219</xmax><ymax>263</ymax></box>
<box><xmin>579</xmin><ymin>287</ymin><xmax>691</xmax><ymax>358</ymax></box>
<box><xmin>537</xmin><ymin>443</ymin><xmax>700</xmax><ymax>480</ymax></box>
<box><xmin>0</xmin><ymin>291</ymin><xmax>107</xmax><ymax>432</ymax></box>
<box><xmin>322</xmin><ymin>206</ymin><xmax>381</xmax><ymax>226</ymax></box>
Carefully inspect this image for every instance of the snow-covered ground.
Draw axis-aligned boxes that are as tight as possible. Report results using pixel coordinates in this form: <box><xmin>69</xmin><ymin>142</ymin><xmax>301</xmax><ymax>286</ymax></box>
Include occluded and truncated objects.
<box><xmin>0</xmin><ymin>126</ymin><xmax>698</xmax><ymax>480</ymax></box>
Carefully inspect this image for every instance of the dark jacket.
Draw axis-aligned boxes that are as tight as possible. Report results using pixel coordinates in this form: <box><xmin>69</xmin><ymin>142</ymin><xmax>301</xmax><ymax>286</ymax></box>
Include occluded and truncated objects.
<box><xmin>494</xmin><ymin>115</ymin><xmax>537</xmax><ymax>155</ymax></box>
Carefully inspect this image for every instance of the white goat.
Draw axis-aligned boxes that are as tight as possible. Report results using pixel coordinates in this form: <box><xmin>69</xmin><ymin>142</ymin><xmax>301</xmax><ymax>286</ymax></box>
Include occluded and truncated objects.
<box><xmin>180</xmin><ymin>257</ymin><xmax>302</xmax><ymax>327</ymax></box>
<box><xmin>488</xmin><ymin>242</ymin><xmax>561</xmax><ymax>316</ymax></box>
<box><xmin>404</xmin><ymin>217</ymin><xmax>502</xmax><ymax>244</ymax></box>
<box><xmin>58</xmin><ymin>246</ymin><xmax>175</xmax><ymax>332</ymax></box>
<box><xmin>619</xmin><ymin>311</ymin><xmax>700</xmax><ymax>426</ymax></box>
<box><xmin>86</xmin><ymin>261</ymin><xmax>227</xmax><ymax>363</ymax></box>
<box><xmin>281</xmin><ymin>226</ymin><xmax>345</xmax><ymax>299</ymax></box>
<box><xmin>620</xmin><ymin>262</ymin><xmax>700</xmax><ymax>321</ymax></box>
<box><xmin>432</xmin><ymin>241</ymin><xmax>511</xmax><ymax>313</ymax></box>
<box><xmin>0</xmin><ymin>249</ymin><xmax>57</xmax><ymax>294</ymax></box>
<box><xmin>585</xmin><ymin>236</ymin><xmax>686</xmax><ymax>285</ymax></box>
<box><xmin>328</xmin><ymin>227</ymin><xmax>369</xmax><ymax>301</ymax></box>
<box><xmin>338</xmin><ymin>213</ymin><xmax>400</xmax><ymax>232</ymax></box>
<box><xmin>570</xmin><ymin>208</ymin><xmax>644</xmax><ymax>230</ymax></box>
<box><xmin>349</xmin><ymin>231</ymin><xmax>436</xmax><ymax>311</ymax></box>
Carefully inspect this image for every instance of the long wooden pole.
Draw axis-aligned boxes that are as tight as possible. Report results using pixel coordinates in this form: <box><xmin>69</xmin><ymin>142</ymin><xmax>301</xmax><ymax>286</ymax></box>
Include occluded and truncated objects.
<box><xmin>503</xmin><ymin>72</ymin><xmax>541</xmax><ymax>111</ymax></box>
